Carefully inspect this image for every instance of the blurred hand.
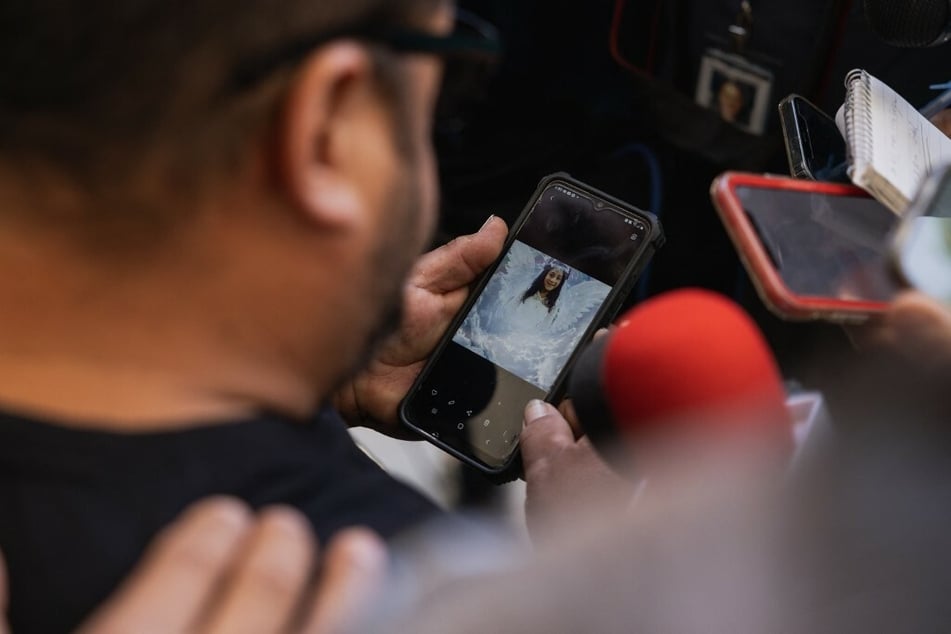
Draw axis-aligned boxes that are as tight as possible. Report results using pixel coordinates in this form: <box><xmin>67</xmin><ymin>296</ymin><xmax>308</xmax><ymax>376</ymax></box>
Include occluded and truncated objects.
<box><xmin>858</xmin><ymin>291</ymin><xmax>951</xmax><ymax>371</ymax></box>
<box><xmin>334</xmin><ymin>216</ymin><xmax>507</xmax><ymax>437</ymax></box>
<box><xmin>77</xmin><ymin>498</ymin><xmax>386</xmax><ymax>634</ymax></box>
<box><xmin>520</xmin><ymin>400</ymin><xmax>631</xmax><ymax>542</ymax></box>
<box><xmin>931</xmin><ymin>109</ymin><xmax>951</xmax><ymax>138</ymax></box>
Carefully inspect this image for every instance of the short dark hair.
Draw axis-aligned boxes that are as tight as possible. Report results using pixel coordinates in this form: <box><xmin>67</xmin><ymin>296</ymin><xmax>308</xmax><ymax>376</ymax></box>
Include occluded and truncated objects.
<box><xmin>0</xmin><ymin>0</ymin><xmax>440</xmax><ymax>189</ymax></box>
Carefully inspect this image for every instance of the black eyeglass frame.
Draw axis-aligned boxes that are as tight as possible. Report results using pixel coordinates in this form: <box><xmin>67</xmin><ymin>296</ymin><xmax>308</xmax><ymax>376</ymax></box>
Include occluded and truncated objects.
<box><xmin>228</xmin><ymin>10</ymin><xmax>502</xmax><ymax>94</ymax></box>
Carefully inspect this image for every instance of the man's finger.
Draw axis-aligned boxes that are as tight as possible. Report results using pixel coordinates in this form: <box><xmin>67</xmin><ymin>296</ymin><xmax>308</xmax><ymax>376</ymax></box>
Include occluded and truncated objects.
<box><xmin>931</xmin><ymin>109</ymin><xmax>951</xmax><ymax>137</ymax></box>
<box><xmin>78</xmin><ymin>497</ymin><xmax>253</xmax><ymax>634</ymax></box>
<box><xmin>852</xmin><ymin>290</ymin><xmax>951</xmax><ymax>358</ymax></box>
<box><xmin>301</xmin><ymin>528</ymin><xmax>387</xmax><ymax>634</ymax></box>
<box><xmin>411</xmin><ymin>216</ymin><xmax>507</xmax><ymax>294</ymax></box>
<box><xmin>520</xmin><ymin>400</ymin><xmax>577</xmax><ymax>470</ymax></box>
<box><xmin>888</xmin><ymin>291</ymin><xmax>951</xmax><ymax>336</ymax></box>
<box><xmin>203</xmin><ymin>506</ymin><xmax>316</xmax><ymax>634</ymax></box>
<box><xmin>557</xmin><ymin>399</ymin><xmax>584</xmax><ymax>439</ymax></box>
<box><xmin>886</xmin><ymin>291</ymin><xmax>951</xmax><ymax>365</ymax></box>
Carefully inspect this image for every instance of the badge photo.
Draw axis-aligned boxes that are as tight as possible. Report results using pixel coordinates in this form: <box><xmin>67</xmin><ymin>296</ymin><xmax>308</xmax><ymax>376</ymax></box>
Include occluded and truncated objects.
<box><xmin>695</xmin><ymin>48</ymin><xmax>774</xmax><ymax>135</ymax></box>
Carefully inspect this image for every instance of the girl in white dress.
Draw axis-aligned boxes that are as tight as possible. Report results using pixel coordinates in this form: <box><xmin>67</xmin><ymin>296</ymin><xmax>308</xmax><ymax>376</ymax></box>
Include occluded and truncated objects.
<box><xmin>506</xmin><ymin>265</ymin><xmax>568</xmax><ymax>332</ymax></box>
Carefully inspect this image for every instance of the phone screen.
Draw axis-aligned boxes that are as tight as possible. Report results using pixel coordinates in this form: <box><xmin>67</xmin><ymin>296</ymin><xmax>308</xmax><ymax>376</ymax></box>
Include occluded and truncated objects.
<box><xmin>896</xmin><ymin>169</ymin><xmax>951</xmax><ymax>304</ymax></box>
<box><xmin>794</xmin><ymin>102</ymin><xmax>848</xmax><ymax>181</ymax></box>
<box><xmin>737</xmin><ymin>185</ymin><xmax>902</xmax><ymax>301</ymax></box>
<box><xmin>403</xmin><ymin>181</ymin><xmax>651</xmax><ymax>470</ymax></box>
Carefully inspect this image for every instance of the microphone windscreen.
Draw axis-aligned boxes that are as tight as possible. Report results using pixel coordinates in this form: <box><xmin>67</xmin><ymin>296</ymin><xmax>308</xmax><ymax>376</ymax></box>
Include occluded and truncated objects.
<box><xmin>571</xmin><ymin>289</ymin><xmax>792</xmax><ymax>466</ymax></box>
<box><xmin>863</xmin><ymin>0</ymin><xmax>951</xmax><ymax>47</ymax></box>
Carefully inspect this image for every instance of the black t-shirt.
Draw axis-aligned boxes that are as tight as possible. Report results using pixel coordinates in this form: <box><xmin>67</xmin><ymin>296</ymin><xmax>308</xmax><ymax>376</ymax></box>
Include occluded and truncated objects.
<box><xmin>0</xmin><ymin>407</ymin><xmax>441</xmax><ymax>633</ymax></box>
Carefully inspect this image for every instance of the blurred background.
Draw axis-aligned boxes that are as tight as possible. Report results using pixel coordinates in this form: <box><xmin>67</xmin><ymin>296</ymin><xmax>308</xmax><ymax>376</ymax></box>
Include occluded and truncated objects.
<box><xmin>353</xmin><ymin>0</ymin><xmax>951</xmax><ymax>522</ymax></box>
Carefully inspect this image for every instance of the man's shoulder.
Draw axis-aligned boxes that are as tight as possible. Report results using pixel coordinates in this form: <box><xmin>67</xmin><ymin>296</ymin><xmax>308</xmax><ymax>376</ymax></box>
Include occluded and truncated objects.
<box><xmin>0</xmin><ymin>407</ymin><xmax>442</xmax><ymax>632</ymax></box>
<box><xmin>0</xmin><ymin>406</ymin><xmax>442</xmax><ymax>539</ymax></box>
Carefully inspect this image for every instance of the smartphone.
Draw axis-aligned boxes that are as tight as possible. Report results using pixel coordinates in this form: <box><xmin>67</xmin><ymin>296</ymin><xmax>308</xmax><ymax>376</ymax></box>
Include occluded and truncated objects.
<box><xmin>892</xmin><ymin>165</ymin><xmax>951</xmax><ymax>305</ymax></box>
<box><xmin>778</xmin><ymin>95</ymin><xmax>849</xmax><ymax>183</ymax></box>
<box><xmin>711</xmin><ymin>171</ymin><xmax>902</xmax><ymax>322</ymax></box>
<box><xmin>399</xmin><ymin>174</ymin><xmax>664</xmax><ymax>477</ymax></box>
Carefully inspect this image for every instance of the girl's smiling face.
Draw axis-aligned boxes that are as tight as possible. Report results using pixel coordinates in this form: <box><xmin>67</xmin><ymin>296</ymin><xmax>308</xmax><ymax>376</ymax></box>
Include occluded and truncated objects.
<box><xmin>544</xmin><ymin>268</ymin><xmax>565</xmax><ymax>291</ymax></box>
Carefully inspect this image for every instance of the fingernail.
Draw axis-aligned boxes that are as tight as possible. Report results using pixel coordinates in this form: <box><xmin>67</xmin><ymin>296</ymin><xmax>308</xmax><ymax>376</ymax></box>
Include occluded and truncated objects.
<box><xmin>479</xmin><ymin>214</ymin><xmax>496</xmax><ymax>231</ymax></box>
<box><xmin>524</xmin><ymin>399</ymin><xmax>549</xmax><ymax>425</ymax></box>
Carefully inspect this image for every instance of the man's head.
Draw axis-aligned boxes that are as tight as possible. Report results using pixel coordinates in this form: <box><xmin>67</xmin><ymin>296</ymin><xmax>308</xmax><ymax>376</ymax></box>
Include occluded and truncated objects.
<box><xmin>0</xmin><ymin>0</ymin><xmax>452</xmax><ymax>416</ymax></box>
<box><xmin>0</xmin><ymin>0</ymin><xmax>446</xmax><ymax>195</ymax></box>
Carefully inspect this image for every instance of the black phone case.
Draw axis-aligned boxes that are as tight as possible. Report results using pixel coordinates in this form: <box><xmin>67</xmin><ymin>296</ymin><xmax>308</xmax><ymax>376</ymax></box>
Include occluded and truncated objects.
<box><xmin>398</xmin><ymin>172</ymin><xmax>664</xmax><ymax>483</ymax></box>
<box><xmin>778</xmin><ymin>95</ymin><xmax>814</xmax><ymax>180</ymax></box>
<box><xmin>778</xmin><ymin>95</ymin><xmax>849</xmax><ymax>184</ymax></box>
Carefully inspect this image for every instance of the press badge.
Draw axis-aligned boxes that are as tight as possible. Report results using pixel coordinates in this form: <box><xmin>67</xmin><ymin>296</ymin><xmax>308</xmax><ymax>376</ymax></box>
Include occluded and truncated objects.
<box><xmin>694</xmin><ymin>1</ymin><xmax>775</xmax><ymax>136</ymax></box>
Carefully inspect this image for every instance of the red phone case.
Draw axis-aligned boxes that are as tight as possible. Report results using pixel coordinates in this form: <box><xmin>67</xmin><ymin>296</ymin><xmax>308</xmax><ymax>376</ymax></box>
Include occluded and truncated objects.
<box><xmin>711</xmin><ymin>171</ymin><xmax>891</xmax><ymax>322</ymax></box>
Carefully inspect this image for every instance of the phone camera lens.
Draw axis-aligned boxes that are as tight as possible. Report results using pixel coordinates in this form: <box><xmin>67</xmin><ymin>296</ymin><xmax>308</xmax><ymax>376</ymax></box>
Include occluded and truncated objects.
<box><xmin>594</xmin><ymin>201</ymin><xmax>604</xmax><ymax>210</ymax></box>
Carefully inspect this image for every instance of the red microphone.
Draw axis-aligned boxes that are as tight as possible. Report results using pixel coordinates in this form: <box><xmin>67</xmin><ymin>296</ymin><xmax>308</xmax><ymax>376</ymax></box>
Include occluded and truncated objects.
<box><xmin>569</xmin><ymin>289</ymin><xmax>793</xmax><ymax>474</ymax></box>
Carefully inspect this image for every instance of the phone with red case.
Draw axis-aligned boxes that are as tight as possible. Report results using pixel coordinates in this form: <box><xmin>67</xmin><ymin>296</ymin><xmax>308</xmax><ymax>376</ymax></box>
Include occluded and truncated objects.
<box><xmin>711</xmin><ymin>171</ymin><xmax>902</xmax><ymax>322</ymax></box>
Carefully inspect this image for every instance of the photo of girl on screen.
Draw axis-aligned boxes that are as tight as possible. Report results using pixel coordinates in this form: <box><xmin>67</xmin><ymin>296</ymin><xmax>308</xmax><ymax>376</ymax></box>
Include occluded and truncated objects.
<box><xmin>453</xmin><ymin>241</ymin><xmax>610</xmax><ymax>390</ymax></box>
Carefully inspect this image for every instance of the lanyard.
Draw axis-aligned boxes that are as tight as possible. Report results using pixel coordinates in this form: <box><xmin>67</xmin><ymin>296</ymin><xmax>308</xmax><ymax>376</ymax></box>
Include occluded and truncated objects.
<box><xmin>729</xmin><ymin>1</ymin><xmax>754</xmax><ymax>54</ymax></box>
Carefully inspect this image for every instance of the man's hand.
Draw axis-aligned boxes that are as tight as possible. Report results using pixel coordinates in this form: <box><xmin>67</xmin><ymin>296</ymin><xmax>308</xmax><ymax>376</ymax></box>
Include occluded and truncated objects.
<box><xmin>77</xmin><ymin>498</ymin><xmax>387</xmax><ymax>634</ymax></box>
<box><xmin>855</xmin><ymin>291</ymin><xmax>951</xmax><ymax>371</ymax></box>
<box><xmin>334</xmin><ymin>216</ymin><xmax>507</xmax><ymax>436</ymax></box>
<box><xmin>520</xmin><ymin>400</ymin><xmax>632</xmax><ymax>542</ymax></box>
<box><xmin>931</xmin><ymin>109</ymin><xmax>951</xmax><ymax>138</ymax></box>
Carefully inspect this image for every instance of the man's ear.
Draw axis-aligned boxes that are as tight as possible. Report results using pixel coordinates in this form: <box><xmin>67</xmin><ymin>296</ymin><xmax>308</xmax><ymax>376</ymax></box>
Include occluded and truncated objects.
<box><xmin>276</xmin><ymin>42</ymin><xmax>376</xmax><ymax>231</ymax></box>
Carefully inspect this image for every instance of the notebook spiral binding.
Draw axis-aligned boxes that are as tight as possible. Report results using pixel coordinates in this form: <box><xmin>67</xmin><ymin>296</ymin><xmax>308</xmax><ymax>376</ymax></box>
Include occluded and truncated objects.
<box><xmin>844</xmin><ymin>68</ymin><xmax>874</xmax><ymax>178</ymax></box>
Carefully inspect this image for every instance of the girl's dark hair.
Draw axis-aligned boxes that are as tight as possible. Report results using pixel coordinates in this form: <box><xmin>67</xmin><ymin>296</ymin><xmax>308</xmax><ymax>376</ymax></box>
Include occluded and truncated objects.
<box><xmin>521</xmin><ymin>265</ymin><xmax>567</xmax><ymax>312</ymax></box>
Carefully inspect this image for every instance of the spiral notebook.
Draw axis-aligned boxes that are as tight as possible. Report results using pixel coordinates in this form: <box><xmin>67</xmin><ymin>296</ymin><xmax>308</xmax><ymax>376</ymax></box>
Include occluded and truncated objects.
<box><xmin>837</xmin><ymin>69</ymin><xmax>951</xmax><ymax>215</ymax></box>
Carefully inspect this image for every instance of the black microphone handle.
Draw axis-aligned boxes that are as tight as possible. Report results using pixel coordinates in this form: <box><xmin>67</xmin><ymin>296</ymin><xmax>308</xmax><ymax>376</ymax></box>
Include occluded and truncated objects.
<box><xmin>567</xmin><ymin>336</ymin><xmax>636</xmax><ymax>474</ymax></box>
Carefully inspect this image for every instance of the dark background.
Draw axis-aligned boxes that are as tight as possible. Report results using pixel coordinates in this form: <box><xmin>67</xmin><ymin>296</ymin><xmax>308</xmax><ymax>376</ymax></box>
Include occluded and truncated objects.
<box><xmin>435</xmin><ymin>0</ymin><xmax>951</xmax><ymax>503</ymax></box>
<box><xmin>436</xmin><ymin>0</ymin><xmax>951</xmax><ymax>383</ymax></box>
